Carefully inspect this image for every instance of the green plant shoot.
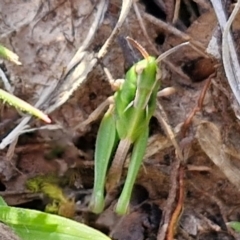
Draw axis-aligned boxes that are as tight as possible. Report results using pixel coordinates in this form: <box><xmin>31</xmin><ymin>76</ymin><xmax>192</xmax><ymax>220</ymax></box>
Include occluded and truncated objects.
<box><xmin>0</xmin><ymin>44</ymin><xmax>50</xmax><ymax>123</ymax></box>
<box><xmin>0</xmin><ymin>44</ymin><xmax>21</xmax><ymax>65</ymax></box>
<box><xmin>89</xmin><ymin>38</ymin><xmax>188</xmax><ymax>215</ymax></box>
<box><xmin>0</xmin><ymin>89</ymin><xmax>51</xmax><ymax>123</ymax></box>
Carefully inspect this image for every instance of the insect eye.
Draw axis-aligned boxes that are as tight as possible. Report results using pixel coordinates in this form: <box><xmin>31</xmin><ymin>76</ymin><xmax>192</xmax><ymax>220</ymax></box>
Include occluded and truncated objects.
<box><xmin>135</xmin><ymin>62</ymin><xmax>147</xmax><ymax>74</ymax></box>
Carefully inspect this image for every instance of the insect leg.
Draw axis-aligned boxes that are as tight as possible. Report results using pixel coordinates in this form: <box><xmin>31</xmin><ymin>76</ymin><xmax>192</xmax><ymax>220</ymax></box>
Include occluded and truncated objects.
<box><xmin>115</xmin><ymin>127</ymin><xmax>148</xmax><ymax>215</ymax></box>
<box><xmin>89</xmin><ymin>106</ymin><xmax>118</xmax><ymax>213</ymax></box>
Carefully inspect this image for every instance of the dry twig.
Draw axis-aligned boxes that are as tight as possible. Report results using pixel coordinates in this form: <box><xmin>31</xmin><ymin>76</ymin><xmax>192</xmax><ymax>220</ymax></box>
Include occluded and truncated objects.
<box><xmin>211</xmin><ymin>0</ymin><xmax>240</xmax><ymax>108</ymax></box>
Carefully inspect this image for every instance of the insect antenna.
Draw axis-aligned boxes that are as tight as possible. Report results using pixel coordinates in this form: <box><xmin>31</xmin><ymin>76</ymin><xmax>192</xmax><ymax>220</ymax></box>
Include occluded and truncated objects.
<box><xmin>126</xmin><ymin>37</ymin><xmax>189</xmax><ymax>62</ymax></box>
<box><xmin>126</xmin><ymin>36</ymin><xmax>149</xmax><ymax>59</ymax></box>
<box><xmin>156</xmin><ymin>42</ymin><xmax>189</xmax><ymax>63</ymax></box>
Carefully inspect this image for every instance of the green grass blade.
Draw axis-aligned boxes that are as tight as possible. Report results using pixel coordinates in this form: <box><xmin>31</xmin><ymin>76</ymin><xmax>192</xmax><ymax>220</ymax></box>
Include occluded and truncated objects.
<box><xmin>0</xmin><ymin>89</ymin><xmax>51</xmax><ymax>123</ymax></box>
<box><xmin>0</xmin><ymin>44</ymin><xmax>21</xmax><ymax>65</ymax></box>
<box><xmin>229</xmin><ymin>221</ymin><xmax>240</xmax><ymax>232</ymax></box>
<box><xmin>0</xmin><ymin>200</ymin><xmax>111</xmax><ymax>240</ymax></box>
<box><xmin>0</xmin><ymin>196</ymin><xmax>8</xmax><ymax>206</ymax></box>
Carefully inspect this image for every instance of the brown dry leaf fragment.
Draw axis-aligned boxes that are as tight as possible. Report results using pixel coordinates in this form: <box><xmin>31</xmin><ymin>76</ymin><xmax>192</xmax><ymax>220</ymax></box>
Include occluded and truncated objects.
<box><xmin>0</xmin><ymin>222</ymin><xmax>21</xmax><ymax>240</ymax></box>
<box><xmin>110</xmin><ymin>211</ymin><xmax>145</xmax><ymax>240</ymax></box>
<box><xmin>0</xmin><ymin>191</ymin><xmax>40</xmax><ymax>206</ymax></box>
<box><xmin>0</xmin><ymin>155</ymin><xmax>18</xmax><ymax>181</ymax></box>
<box><xmin>109</xmin><ymin>203</ymin><xmax>160</xmax><ymax>240</ymax></box>
<box><xmin>196</xmin><ymin>121</ymin><xmax>240</xmax><ymax>190</ymax></box>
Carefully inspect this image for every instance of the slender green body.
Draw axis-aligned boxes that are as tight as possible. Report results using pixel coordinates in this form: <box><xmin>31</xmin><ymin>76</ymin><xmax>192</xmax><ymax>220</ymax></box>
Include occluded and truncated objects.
<box><xmin>89</xmin><ymin>56</ymin><xmax>159</xmax><ymax>215</ymax></box>
<box><xmin>115</xmin><ymin>57</ymin><xmax>158</xmax><ymax>141</ymax></box>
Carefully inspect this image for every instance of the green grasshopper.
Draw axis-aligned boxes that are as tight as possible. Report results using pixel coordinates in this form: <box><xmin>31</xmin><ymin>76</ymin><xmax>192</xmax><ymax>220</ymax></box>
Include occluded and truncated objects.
<box><xmin>88</xmin><ymin>38</ymin><xmax>188</xmax><ymax>215</ymax></box>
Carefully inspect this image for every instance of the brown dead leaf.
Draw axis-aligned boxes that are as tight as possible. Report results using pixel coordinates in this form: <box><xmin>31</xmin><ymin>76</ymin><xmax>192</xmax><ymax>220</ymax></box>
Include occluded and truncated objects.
<box><xmin>0</xmin><ymin>155</ymin><xmax>18</xmax><ymax>181</ymax></box>
<box><xmin>196</xmin><ymin>121</ymin><xmax>240</xmax><ymax>190</ymax></box>
<box><xmin>0</xmin><ymin>222</ymin><xmax>21</xmax><ymax>240</ymax></box>
<box><xmin>109</xmin><ymin>203</ymin><xmax>160</xmax><ymax>240</ymax></box>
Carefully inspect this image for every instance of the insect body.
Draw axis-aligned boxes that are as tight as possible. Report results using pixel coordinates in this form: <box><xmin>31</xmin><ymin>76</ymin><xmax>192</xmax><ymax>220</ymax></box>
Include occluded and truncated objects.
<box><xmin>89</xmin><ymin>38</ymin><xmax>188</xmax><ymax>215</ymax></box>
<box><xmin>89</xmin><ymin>39</ymin><xmax>159</xmax><ymax>215</ymax></box>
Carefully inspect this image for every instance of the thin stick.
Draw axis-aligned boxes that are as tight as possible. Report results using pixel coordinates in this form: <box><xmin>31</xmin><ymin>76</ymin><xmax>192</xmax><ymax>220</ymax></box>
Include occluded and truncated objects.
<box><xmin>180</xmin><ymin>74</ymin><xmax>213</xmax><ymax>138</ymax></box>
<box><xmin>143</xmin><ymin>12</ymin><xmax>208</xmax><ymax>58</ymax></box>
<box><xmin>167</xmin><ymin>165</ymin><xmax>184</xmax><ymax>240</ymax></box>
<box><xmin>157</xmin><ymin>155</ymin><xmax>181</xmax><ymax>240</ymax></box>
<box><xmin>172</xmin><ymin>0</ymin><xmax>181</xmax><ymax>24</ymax></box>
<box><xmin>133</xmin><ymin>3</ymin><xmax>159</xmax><ymax>55</ymax></box>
